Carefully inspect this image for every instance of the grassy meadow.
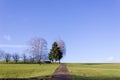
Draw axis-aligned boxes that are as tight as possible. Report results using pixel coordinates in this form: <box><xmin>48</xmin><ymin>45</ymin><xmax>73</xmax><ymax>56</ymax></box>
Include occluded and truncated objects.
<box><xmin>0</xmin><ymin>64</ymin><xmax>59</xmax><ymax>78</ymax></box>
<box><xmin>67</xmin><ymin>63</ymin><xmax>120</xmax><ymax>80</ymax></box>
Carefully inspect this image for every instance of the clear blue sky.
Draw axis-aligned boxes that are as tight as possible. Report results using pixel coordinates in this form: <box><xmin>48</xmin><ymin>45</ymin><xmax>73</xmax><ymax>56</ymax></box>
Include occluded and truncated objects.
<box><xmin>0</xmin><ymin>0</ymin><xmax>120</xmax><ymax>63</ymax></box>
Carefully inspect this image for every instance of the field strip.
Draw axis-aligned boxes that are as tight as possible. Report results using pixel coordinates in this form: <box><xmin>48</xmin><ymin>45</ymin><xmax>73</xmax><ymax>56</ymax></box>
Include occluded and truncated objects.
<box><xmin>79</xmin><ymin>67</ymin><xmax>120</xmax><ymax>70</ymax></box>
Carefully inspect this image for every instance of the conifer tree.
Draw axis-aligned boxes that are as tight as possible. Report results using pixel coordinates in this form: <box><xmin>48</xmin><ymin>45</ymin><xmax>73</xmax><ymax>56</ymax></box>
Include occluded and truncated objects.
<box><xmin>49</xmin><ymin>42</ymin><xmax>63</xmax><ymax>63</ymax></box>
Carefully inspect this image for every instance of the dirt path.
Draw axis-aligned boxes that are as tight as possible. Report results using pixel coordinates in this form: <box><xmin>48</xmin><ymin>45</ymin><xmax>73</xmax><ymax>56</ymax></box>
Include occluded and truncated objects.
<box><xmin>52</xmin><ymin>64</ymin><xmax>72</xmax><ymax>80</ymax></box>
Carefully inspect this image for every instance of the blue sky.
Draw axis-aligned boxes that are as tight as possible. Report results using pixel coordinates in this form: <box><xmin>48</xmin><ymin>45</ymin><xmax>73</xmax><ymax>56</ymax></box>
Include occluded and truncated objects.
<box><xmin>0</xmin><ymin>0</ymin><xmax>120</xmax><ymax>63</ymax></box>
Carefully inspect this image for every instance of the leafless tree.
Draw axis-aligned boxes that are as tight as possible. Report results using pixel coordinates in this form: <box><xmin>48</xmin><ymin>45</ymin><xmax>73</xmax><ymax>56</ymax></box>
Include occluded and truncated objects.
<box><xmin>29</xmin><ymin>55</ymin><xmax>34</xmax><ymax>63</ymax></box>
<box><xmin>12</xmin><ymin>53</ymin><xmax>20</xmax><ymax>63</ymax></box>
<box><xmin>42</xmin><ymin>54</ymin><xmax>48</xmax><ymax>61</ymax></box>
<box><xmin>4</xmin><ymin>53</ymin><xmax>11</xmax><ymax>63</ymax></box>
<box><xmin>56</xmin><ymin>39</ymin><xmax>66</xmax><ymax>56</ymax></box>
<box><xmin>0</xmin><ymin>49</ymin><xmax>4</xmax><ymax>60</ymax></box>
<box><xmin>29</xmin><ymin>37</ymin><xmax>47</xmax><ymax>63</ymax></box>
<box><xmin>22</xmin><ymin>53</ymin><xmax>27</xmax><ymax>63</ymax></box>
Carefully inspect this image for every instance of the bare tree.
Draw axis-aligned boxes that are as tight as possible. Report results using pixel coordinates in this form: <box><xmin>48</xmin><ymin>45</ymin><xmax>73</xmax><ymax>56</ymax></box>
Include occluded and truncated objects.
<box><xmin>42</xmin><ymin>54</ymin><xmax>48</xmax><ymax>61</ymax></box>
<box><xmin>4</xmin><ymin>53</ymin><xmax>11</xmax><ymax>63</ymax></box>
<box><xmin>0</xmin><ymin>49</ymin><xmax>4</xmax><ymax>60</ymax></box>
<box><xmin>29</xmin><ymin>37</ymin><xmax>47</xmax><ymax>63</ymax></box>
<box><xmin>29</xmin><ymin>55</ymin><xmax>34</xmax><ymax>63</ymax></box>
<box><xmin>12</xmin><ymin>53</ymin><xmax>20</xmax><ymax>63</ymax></box>
<box><xmin>22</xmin><ymin>53</ymin><xmax>27</xmax><ymax>63</ymax></box>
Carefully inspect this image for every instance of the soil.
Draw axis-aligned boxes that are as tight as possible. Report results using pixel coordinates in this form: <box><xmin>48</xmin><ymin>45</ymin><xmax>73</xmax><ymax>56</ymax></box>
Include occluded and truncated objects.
<box><xmin>51</xmin><ymin>64</ymin><xmax>72</xmax><ymax>80</ymax></box>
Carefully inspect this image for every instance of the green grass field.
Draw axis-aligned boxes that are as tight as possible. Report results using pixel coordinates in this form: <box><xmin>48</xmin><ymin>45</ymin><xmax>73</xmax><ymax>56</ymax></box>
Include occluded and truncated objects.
<box><xmin>67</xmin><ymin>63</ymin><xmax>120</xmax><ymax>80</ymax></box>
<box><xmin>0</xmin><ymin>64</ymin><xmax>59</xmax><ymax>78</ymax></box>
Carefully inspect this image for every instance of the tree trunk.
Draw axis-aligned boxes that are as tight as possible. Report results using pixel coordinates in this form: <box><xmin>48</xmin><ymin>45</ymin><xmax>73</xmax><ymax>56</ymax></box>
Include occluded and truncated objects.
<box><xmin>55</xmin><ymin>60</ymin><xmax>56</xmax><ymax>63</ymax></box>
<box><xmin>59</xmin><ymin>60</ymin><xmax>60</xmax><ymax>64</ymax></box>
<box><xmin>6</xmin><ymin>60</ymin><xmax>8</xmax><ymax>63</ymax></box>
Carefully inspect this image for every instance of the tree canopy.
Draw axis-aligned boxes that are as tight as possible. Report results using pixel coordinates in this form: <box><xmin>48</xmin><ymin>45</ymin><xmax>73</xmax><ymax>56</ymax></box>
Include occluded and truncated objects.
<box><xmin>49</xmin><ymin>42</ymin><xmax>63</xmax><ymax>63</ymax></box>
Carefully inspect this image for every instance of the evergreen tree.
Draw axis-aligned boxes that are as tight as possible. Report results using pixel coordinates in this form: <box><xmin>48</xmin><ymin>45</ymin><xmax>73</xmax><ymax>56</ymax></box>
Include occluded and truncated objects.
<box><xmin>48</xmin><ymin>52</ymin><xmax>53</xmax><ymax>63</ymax></box>
<box><xmin>57</xmin><ymin>47</ymin><xmax>63</xmax><ymax>64</ymax></box>
<box><xmin>56</xmin><ymin>39</ymin><xmax>66</xmax><ymax>56</ymax></box>
<box><xmin>49</xmin><ymin>42</ymin><xmax>63</xmax><ymax>63</ymax></box>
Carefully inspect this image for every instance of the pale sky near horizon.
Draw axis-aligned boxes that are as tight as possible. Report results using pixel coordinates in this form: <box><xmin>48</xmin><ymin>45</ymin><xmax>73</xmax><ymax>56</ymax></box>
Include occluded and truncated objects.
<box><xmin>0</xmin><ymin>0</ymin><xmax>120</xmax><ymax>63</ymax></box>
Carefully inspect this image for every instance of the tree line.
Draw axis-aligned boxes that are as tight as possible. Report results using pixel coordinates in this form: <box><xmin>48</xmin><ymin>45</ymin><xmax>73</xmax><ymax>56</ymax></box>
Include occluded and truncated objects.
<box><xmin>0</xmin><ymin>37</ymin><xmax>66</xmax><ymax>64</ymax></box>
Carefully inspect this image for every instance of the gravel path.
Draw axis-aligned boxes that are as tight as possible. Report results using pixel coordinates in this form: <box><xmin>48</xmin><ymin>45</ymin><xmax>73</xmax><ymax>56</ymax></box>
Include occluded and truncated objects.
<box><xmin>52</xmin><ymin>64</ymin><xmax>72</xmax><ymax>80</ymax></box>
